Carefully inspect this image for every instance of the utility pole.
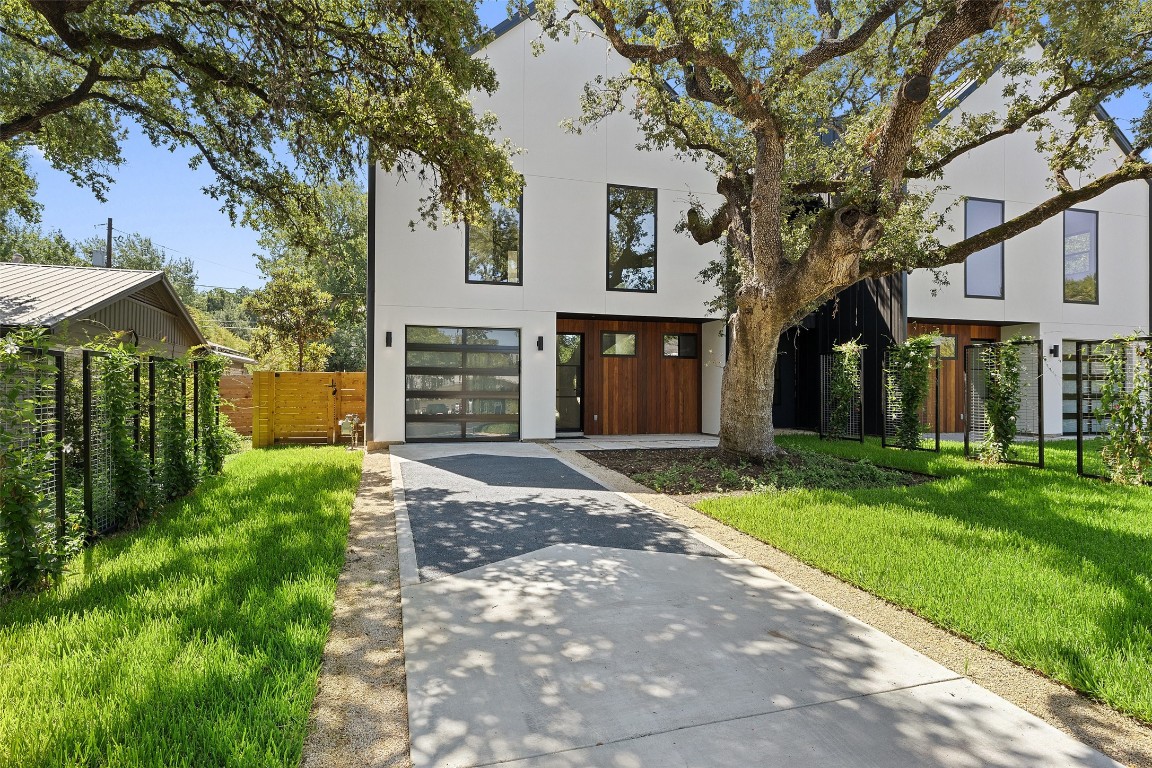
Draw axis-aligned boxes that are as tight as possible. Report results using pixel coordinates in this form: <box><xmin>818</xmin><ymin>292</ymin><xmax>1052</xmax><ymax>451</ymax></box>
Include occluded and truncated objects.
<box><xmin>106</xmin><ymin>217</ymin><xmax>113</xmax><ymax>268</ymax></box>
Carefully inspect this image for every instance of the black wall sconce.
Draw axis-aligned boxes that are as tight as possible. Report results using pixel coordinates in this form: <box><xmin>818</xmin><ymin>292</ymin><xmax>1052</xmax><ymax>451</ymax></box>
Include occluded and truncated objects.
<box><xmin>537</xmin><ymin>335</ymin><xmax>544</xmax><ymax>351</ymax></box>
<box><xmin>386</xmin><ymin>331</ymin><xmax>393</xmax><ymax>347</ymax></box>
<box><xmin>1049</xmin><ymin>343</ymin><xmax>1059</xmax><ymax>358</ymax></box>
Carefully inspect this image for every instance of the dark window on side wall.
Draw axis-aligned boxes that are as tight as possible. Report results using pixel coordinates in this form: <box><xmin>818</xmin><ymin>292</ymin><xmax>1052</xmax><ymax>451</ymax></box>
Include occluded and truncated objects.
<box><xmin>467</xmin><ymin>196</ymin><xmax>522</xmax><ymax>285</ymax></box>
<box><xmin>663</xmin><ymin>333</ymin><xmax>698</xmax><ymax>358</ymax></box>
<box><xmin>601</xmin><ymin>331</ymin><xmax>637</xmax><ymax>356</ymax></box>
<box><xmin>607</xmin><ymin>185</ymin><xmax>656</xmax><ymax>291</ymax></box>
<box><xmin>1064</xmin><ymin>209</ymin><xmax>1098</xmax><ymax>304</ymax></box>
<box><xmin>937</xmin><ymin>334</ymin><xmax>958</xmax><ymax>360</ymax></box>
<box><xmin>964</xmin><ymin>199</ymin><xmax>1004</xmax><ymax>298</ymax></box>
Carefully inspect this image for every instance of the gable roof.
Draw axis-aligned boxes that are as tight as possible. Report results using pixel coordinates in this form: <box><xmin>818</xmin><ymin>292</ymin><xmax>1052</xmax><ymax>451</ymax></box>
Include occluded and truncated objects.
<box><xmin>483</xmin><ymin>9</ymin><xmax>1141</xmax><ymax>165</ymax></box>
<box><xmin>0</xmin><ymin>262</ymin><xmax>207</xmax><ymax>345</ymax></box>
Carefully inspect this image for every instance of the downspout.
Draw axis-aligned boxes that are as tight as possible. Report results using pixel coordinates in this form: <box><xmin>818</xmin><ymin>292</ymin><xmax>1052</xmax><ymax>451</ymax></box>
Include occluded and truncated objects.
<box><xmin>366</xmin><ymin>156</ymin><xmax>376</xmax><ymax>445</ymax></box>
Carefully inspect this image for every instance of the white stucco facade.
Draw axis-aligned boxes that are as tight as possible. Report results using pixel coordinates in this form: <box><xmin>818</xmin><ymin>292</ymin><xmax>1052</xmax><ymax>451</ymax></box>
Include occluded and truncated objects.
<box><xmin>907</xmin><ymin>65</ymin><xmax>1151</xmax><ymax>434</ymax></box>
<box><xmin>369</xmin><ymin>15</ymin><xmax>725</xmax><ymax>443</ymax></box>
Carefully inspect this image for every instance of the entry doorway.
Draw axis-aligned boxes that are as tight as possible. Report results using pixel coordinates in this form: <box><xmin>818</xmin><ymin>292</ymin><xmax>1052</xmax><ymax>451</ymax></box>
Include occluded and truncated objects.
<box><xmin>556</xmin><ymin>333</ymin><xmax>584</xmax><ymax>433</ymax></box>
<box><xmin>556</xmin><ymin>316</ymin><xmax>702</xmax><ymax>435</ymax></box>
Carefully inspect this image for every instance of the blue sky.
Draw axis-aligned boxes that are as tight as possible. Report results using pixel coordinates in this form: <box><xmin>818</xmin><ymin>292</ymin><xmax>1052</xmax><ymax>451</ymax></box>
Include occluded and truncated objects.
<box><xmin>24</xmin><ymin>1</ymin><xmax>1148</xmax><ymax>291</ymax></box>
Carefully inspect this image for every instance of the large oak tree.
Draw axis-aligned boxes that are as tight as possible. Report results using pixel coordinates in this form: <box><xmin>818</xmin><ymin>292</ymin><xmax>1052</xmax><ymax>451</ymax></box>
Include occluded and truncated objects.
<box><xmin>0</xmin><ymin>0</ymin><xmax>521</xmax><ymax>238</ymax></box>
<box><xmin>535</xmin><ymin>0</ymin><xmax>1152</xmax><ymax>459</ymax></box>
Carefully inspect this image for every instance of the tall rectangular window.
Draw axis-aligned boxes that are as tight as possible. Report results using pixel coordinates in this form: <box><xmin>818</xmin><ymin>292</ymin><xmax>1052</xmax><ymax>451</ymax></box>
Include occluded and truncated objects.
<box><xmin>1064</xmin><ymin>209</ymin><xmax>1098</xmax><ymax>304</ymax></box>
<box><xmin>607</xmin><ymin>185</ymin><xmax>657</xmax><ymax>292</ymax></box>
<box><xmin>964</xmin><ymin>199</ymin><xmax>1004</xmax><ymax>299</ymax></box>
<box><xmin>466</xmin><ymin>196</ymin><xmax>522</xmax><ymax>285</ymax></box>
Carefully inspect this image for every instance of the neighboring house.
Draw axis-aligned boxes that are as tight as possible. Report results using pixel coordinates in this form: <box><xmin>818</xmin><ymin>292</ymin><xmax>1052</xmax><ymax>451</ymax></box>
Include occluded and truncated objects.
<box><xmin>206</xmin><ymin>342</ymin><xmax>255</xmax><ymax>374</ymax></box>
<box><xmin>367</xmin><ymin>12</ymin><xmax>1148</xmax><ymax>445</ymax></box>
<box><xmin>906</xmin><ymin>62</ymin><xmax>1151</xmax><ymax>436</ymax></box>
<box><xmin>0</xmin><ymin>261</ymin><xmax>207</xmax><ymax>354</ymax></box>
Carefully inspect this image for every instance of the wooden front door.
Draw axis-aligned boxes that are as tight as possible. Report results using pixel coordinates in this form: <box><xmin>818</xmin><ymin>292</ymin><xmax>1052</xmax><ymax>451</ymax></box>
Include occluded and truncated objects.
<box><xmin>556</xmin><ymin>317</ymin><xmax>702</xmax><ymax>435</ymax></box>
<box><xmin>908</xmin><ymin>321</ymin><xmax>1002</xmax><ymax>433</ymax></box>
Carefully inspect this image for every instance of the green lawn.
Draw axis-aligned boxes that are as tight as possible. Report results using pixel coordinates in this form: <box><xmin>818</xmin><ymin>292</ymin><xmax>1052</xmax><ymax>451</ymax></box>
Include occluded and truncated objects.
<box><xmin>696</xmin><ymin>436</ymin><xmax>1152</xmax><ymax>724</ymax></box>
<box><xmin>0</xmin><ymin>447</ymin><xmax>362</xmax><ymax>768</ymax></box>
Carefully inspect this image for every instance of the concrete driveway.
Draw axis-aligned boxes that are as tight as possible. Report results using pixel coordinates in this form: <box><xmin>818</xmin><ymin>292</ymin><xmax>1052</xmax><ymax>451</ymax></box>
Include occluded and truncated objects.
<box><xmin>391</xmin><ymin>443</ymin><xmax>1119</xmax><ymax>768</ymax></box>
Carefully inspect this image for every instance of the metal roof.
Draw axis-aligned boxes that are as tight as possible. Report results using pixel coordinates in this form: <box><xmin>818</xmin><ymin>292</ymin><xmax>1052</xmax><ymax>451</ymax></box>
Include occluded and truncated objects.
<box><xmin>0</xmin><ymin>262</ymin><xmax>207</xmax><ymax>345</ymax></box>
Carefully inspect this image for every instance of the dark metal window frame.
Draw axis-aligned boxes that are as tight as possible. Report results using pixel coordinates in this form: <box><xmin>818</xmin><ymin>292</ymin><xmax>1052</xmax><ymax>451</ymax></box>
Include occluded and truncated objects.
<box><xmin>403</xmin><ymin>326</ymin><xmax>522</xmax><ymax>441</ymax></box>
<box><xmin>662</xmin><ymin>332</ymin><xmax>699</xmax><ymax>358</ymax></box>
<box><xmin>606</xmin><ymin>183</ymin><xmax>658</xmax><ymax>293</ymax></box>
<box><xmin>1063</xmin><ymin>208</ymin><xmax>1100</xmax><ymax>305</ymax></box>
<box><xmin>963</xmin><ymin>197</ymin><xmax>1005</xmax><ymax>300</ymax></box>
<box><xmin>465</xmin><ymin>194</ymin><xmax>525</xmax><ymax>286</ymax></box>
<box><xmin>937</xmin><ymin>333</ymin><xmax>959</xmax><ymax>360</ymax></box>
<box><xmin>600</xmin><ymin>330</ymin><xmax>638</xmax><ymax>357</ymax></box>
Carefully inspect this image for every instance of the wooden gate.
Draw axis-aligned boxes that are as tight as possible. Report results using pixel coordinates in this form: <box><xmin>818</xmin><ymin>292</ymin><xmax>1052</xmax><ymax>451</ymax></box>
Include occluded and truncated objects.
<box><xmin>252</xmin><ymin>371</ymin><xmax>366</xmax><ymax>448</ymax></box>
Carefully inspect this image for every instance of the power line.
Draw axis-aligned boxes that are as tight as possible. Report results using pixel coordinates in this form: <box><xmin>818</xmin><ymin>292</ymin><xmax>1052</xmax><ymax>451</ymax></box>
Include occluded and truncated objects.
<box><xmin>97</xmin><ymin>224</ymin><xmax>264</xmax><ymax>278</ymax></box>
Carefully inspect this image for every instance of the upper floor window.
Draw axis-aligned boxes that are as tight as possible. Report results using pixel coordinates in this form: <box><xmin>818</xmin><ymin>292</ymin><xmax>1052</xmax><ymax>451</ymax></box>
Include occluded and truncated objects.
<box><xmin>964</xmin><ymin>198</ymin><xmax>1004</xmax><ymax>299</ymax></box>
<box><xmin>1064</xmin><ymin>209</ymin><xmax>1098</xmax><ymax>304</ymax></box>
<box><xmin>466</xmin><ymin>196</ymin><xmax>522</xmax><ymax>285</ymax></box>
<box><xmin>607</xmin><ymin>185</ymin><xmax>656</xmax><ymax>292</ymax></box>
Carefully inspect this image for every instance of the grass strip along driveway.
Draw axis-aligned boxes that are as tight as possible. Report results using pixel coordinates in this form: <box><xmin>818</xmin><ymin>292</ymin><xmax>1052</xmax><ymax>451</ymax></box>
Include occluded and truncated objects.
<box><xmin>0</xmin><ymin>447</ymin><xmax>362</xmax><ymax>768</ymax></box>
<box><xmin>692</xmin><ymin>436</ymin><xmax>1152</xmax><ymax>726</ymax></box>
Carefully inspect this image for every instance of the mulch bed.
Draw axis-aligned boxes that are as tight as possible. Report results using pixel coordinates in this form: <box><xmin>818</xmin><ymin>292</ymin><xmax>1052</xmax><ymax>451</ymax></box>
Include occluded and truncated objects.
<box><xmin>580</xmin><ymin>446</ymin><xmax>930</xmax><ymax>496</ymax></box>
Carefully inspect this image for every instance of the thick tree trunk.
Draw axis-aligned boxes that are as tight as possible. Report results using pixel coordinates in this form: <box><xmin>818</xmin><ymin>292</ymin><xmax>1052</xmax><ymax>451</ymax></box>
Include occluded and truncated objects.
<box><xmin>718</xmin><ymin>302</ymin><xmax>786</xmax><ymax>461</ymax></box>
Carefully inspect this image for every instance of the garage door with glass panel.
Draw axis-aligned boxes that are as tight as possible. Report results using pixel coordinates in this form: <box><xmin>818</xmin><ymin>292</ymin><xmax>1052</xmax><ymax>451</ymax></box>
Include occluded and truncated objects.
<box><xmin>405</xmin><ymin>326</ymin><xmax>520</xmax><ymax>441</ymax></box>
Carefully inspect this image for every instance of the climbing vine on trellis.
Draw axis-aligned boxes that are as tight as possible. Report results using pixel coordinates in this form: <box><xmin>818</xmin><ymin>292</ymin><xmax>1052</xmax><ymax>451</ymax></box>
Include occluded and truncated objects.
<box><xmin>1099</xmin><ymin>335</ymin><xmax>1152</xmax><ymax>485</ymax></box>
<box><xmin>886</xmin><ymin>334</ymin><xmax>938</xmax><ymax>450</ymax></box>
<box><xmin>98</xmin><ymin>345</ymin><xmax>154</xmax><ymax>528</ymax></box>
<box><xmin>155</xmin><ymin>356</ymin><xmax>197</xmax><ymax>500</ymax></box>
<box><xmin>0</xmin><ymin>329</ymin><xmax>64</xmax><ymax>590</ymax></box>
<box><xmin>828</xmin><ymin>339</ymin><xmax>865</xmax><ymax>439</ymax></box>
<box><xmin>978</xmin><ymin>341</ymin><xmax>1024</xmax><ymax>464</ymax></box>
<box><xmin>198</xmin><ymin>355</ymin><xmax>229</xmax><ymax>476</ymax></box>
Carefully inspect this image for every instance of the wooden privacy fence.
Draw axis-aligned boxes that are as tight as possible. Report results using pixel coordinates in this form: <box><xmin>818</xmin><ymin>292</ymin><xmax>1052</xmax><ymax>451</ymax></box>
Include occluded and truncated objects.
<box><xmin>252</xmin><ymin>371</ymin><xmax>366</xmax><ymax>447</ymax></box>
<box><xmin>219</xmin><ymin>374</ymin><xmax>254</xmax><ymax>436</ymax></box>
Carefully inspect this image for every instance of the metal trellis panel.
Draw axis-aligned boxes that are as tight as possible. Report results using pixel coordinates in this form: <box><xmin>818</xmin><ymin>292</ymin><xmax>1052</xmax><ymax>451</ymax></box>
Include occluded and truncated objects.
<box><xmin>881</xmin><ymin>346</ymin><xmax>941</xmax><ymax>452</ymax></box>
<box><xmin>963</xmin><ymin>339</ymin><xmax>1045</xmax><ymax>468</ymax></box>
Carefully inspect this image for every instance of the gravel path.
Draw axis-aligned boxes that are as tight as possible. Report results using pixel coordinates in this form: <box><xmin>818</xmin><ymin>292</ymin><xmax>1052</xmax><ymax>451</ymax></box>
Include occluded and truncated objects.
<box><xmin>300</xmin><ymin>450</ymin><xmax>410</xmax><ymax>768</ymax></box>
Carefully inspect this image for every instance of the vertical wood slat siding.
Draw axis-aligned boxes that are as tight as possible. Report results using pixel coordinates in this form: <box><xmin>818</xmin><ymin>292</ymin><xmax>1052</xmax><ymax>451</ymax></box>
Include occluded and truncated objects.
<box><xmin>908</xmin><ymin>321</ymin><xmax>1002</xmax><ymax>433</ymax></box>
<box><xmin>251</xmin><ymin>371</ymin><xmax>366</xmax><ymax>447</ymax></box>
<box><xmin>556</xmin><ymin>317</ymin><xmax>702</xmax><ymax>435</ymax></box>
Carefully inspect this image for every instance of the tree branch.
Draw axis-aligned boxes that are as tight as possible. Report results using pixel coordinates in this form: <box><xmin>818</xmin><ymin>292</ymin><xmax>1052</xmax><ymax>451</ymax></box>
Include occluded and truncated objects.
<box><xmin>934</xmin><ymin>161</ymin><xmax>1152</xmax><ymax>266</ymax></box>
<box><xmin>870</xmin><ymin>0</ymin><xmax>1005</xmax><ymax>193</ymax></box>
<box><xmin>790</xmin><ymin>0</ymin><xmax>904</xmax><ymax>79</ymax></box>
<box><xmin>0</xmin><ymin>58</ymin><xmax>105</xmax><ymax>140</ymax></box>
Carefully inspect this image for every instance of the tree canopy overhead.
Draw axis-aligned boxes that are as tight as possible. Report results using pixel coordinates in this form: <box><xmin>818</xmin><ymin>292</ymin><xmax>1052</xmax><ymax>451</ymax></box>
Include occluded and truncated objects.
<box><xmin>533</xmin><ymin>0</ymin><xmax>1152</xmax><ymax>458</ymax></box>
<box><xmin>0</xmin><ymin>0</ymin><xmax>521</xmax><ymax>236</ymax></box>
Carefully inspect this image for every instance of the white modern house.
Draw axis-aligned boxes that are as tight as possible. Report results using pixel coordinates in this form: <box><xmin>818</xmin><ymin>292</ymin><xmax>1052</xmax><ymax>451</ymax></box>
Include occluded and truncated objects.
<box><xmin>366</xmin><ymin>11</ymin><xmax>1150</xmax><ymax>445</ymax></box>
<box><xmin>368</xmin><ymin>12</ymin><xmax>729</xmax><ymax>443</ymax></box>
<box><xmin>906</xmin><ymin>63</ymin><xmax>1151</xmax><ymax>435</ymax></box>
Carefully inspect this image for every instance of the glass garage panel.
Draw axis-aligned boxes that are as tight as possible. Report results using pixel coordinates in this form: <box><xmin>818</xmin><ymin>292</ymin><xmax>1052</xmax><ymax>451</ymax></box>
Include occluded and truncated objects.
<box><xmin>406</xmin><ymin>374</ymin><xmax>463</xmax><ymax>392</ymax></box>
<box><xmin>466</xmin><ymin>375</ymin><xmax>519</xmax><ymax>392</ymax></box>
<box><xmin>406</xmin><ymin>422</ymin><xmax>464</xmax><ymax>440</ymax></box>
<box><xmin>406</xmin><ymin>398</ymin><xmax>461</xmax><ymax>416</ymax></box>
<box><xmin>466</xmin><ymin>421</ymin><xmax>519</xmax><ymax>438</ymax></box>
<box><xmin>407</xmin><ymin>326</ymin><xmax>462</xmax><ymax>345</ymax></box>
<box><xmin>406</xmin><ymin>350</ymin><xmax>463</xmax><ymax>368</ymax></box>
<box><xmin>404</xmin><ymin>326</ymin><xmax>520</xmax><ymax>441</ymax></box>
